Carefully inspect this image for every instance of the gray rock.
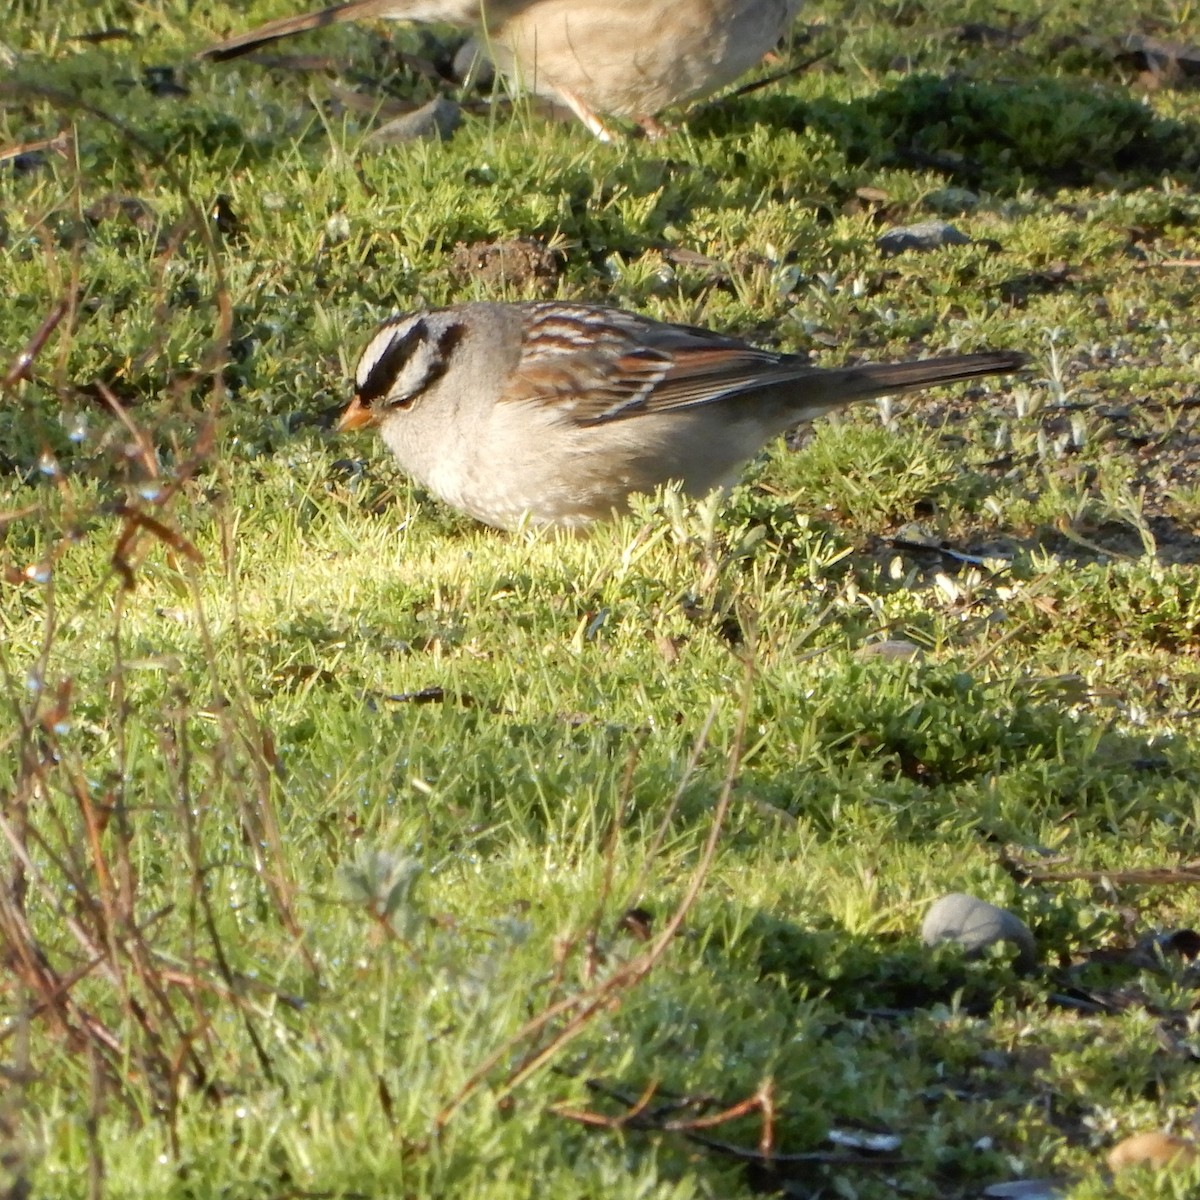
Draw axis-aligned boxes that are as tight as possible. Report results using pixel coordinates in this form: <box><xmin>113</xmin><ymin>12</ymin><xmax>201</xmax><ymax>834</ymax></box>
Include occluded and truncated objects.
<box><xmin>924</xmin><ymin>187</ymin><xmax>980</xmax><ymax>214</ymax></box>
<box><xmin>982</xmin><ymin>1182</ymin><xmax>1064</xmax><ymax>1199</ymax></box>
<box><xmin>877</xmin><ymin>220</ymin><xmax>972</xmax><ymax>255</ymax></box>
<box><xmin>364</xmin><ymin>96</ymin><xmax>462</xmax><ymax>146</ymax></box>
<box><xmin>452</xmin><ymin>38</ymin><xmax>495</xmax><ymax>89</ymax></box>
<box><xmin>857</xmin><ymin>639</ymin><xmax>924</xmax><ymax>663</ymax></box>
<box><xmin>922</xmin><ymin>892</ymin><xmax>1037</xmax><ymax>969</ymax></box>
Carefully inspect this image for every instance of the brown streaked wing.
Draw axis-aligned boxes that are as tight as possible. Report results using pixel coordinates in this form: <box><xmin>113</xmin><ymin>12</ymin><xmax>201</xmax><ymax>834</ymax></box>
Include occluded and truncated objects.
<box><xmin>498</xmin><ymin>304</ymin><xmax>800</xmax><ymax>426</ymax></box>
<box><xmin>609</xmin><ymin>344</ymin><xmax>805</xmax><ymax>419</ymax></box>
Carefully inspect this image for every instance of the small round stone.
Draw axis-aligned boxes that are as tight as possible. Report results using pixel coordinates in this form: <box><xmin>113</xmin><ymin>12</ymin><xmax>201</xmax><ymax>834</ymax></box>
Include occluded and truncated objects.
<box><xmin>924</xmin><ymin>186</ymin><xmax>980</xmax><ymax>214</ymax></box>
<box><xmin>452</xmin><ymin>38</ymin><xmax>495</xmax><ymax>88</ymax></box>
<box><xmin>365</xmin><ymin>96</ymin><xmax>462</xmax><ymax>145</ymax></box>
<box><xmin>877</xmin><ymin>220</ymin><xmax>972</xmax><ymax>255</ymax></box>
<box><xmin>921</xmin><ymin>892</ymin><xmax>1037</xmax><ymax>969</ymax></box>
<box><xmin>857</xmin><ymin>638</ymin><xmax>924</xmax><ymax>662</ymax></box>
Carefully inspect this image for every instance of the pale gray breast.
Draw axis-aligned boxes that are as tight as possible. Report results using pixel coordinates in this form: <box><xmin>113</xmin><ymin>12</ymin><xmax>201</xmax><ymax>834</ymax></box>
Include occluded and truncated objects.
<box><xmin>495</xmin><ymin>0</ymin><xmax>802</xmax><ymax>117</ymax></box>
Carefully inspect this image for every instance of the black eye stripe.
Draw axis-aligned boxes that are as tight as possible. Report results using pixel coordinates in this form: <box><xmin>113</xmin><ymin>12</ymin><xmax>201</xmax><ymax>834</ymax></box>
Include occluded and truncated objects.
<box><xmin>357</xmin><ymin>320</ymin><xmax>425</xmax><ymax>406</ymax></box>
<box><xmin>433</xmin><ymin>319</ymin><xmax>465</xmax><ymax>366</ymax></box>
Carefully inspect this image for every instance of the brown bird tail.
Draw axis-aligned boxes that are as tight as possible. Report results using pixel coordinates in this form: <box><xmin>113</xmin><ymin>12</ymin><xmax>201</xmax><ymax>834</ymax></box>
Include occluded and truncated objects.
<box><xmin>817</xmin><ymin>349</ymin><xmax>1027</xmax><ymax>407</ymax></box>
<box><xmin>199</xmin><ymin>3</ymin><xmax>363</xmax><ymax>61</ymax></box>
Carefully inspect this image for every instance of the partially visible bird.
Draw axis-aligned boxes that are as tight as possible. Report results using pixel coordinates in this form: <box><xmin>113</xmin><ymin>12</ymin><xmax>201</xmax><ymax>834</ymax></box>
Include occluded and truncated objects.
<box><xmin>198</xmin><ymin>0</ymin><xmax>804</xmax><ymax>139</ymax></box>
<box><xmin>337</xmin><ymin>300</ymin><xmax>1026</xmax><ymax>530</ymax></box>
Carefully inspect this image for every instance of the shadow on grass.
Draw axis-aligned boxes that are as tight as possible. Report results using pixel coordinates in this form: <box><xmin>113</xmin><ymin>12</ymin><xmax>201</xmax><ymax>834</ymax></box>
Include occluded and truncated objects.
<box><xmin>748</xmin><ymin>910</ymin><xmax>1030</xmax><ymax>1014</ymax></box>
<box><xmin>953</xmin><ymin>516</ymin><xmax>1200</xmax><ymax>567</ymax></box>
<box><xmin>698</xmin><ymin>73</ymin><xmax>1200</xmax><ymax>192</ymax></box>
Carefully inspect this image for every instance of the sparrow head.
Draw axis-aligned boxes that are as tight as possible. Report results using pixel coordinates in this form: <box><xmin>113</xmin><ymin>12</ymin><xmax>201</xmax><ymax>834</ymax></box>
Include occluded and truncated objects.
<box><xmin>338</xmin><ymin>312</ymin><xmax>460</xmax><ymax>431</ymax></box>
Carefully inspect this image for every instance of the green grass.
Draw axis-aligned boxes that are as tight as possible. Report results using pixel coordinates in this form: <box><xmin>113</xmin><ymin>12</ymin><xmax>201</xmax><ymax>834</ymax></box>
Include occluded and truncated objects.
<box><xmin>5</xmin><ymin>1</ymin><xmax>1200</xmax><ymax>1196</ymax></box>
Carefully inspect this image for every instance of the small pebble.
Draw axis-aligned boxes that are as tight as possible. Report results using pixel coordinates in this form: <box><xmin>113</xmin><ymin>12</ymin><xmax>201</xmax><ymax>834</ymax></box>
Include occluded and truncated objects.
<box><xmin>857</xmin><ymin>639</ymin><xmax>924</xmax><ymax>663</ymax></box>
<box><xmin>1107</xmin><ymin>1131</ymin><xmax>1198</xmax><ymax>1173</ymax></box>
<box><xmin>452</xmin><ymin>38</ymin><xmax>495</xmax><ymax>88</ymax></box>
<box><xmin>826</xmin><ymin>1128</ymin><xmax>902</xmax><ymax>1152</ymax></box>
<box><xmin>982</xmin><ymin>1181</ymin><xmax>1064</xmax><ymax>1199</ymax></box>
<box><xmin>365</xmin><ymin>96</ymin><xmax>461</xmax><ymax>145</ymax></box>
<box><xmin>922</xmin><ymin>892</ymin><xmax>1037</xmax><ymax>969</ymax></box>
<box><xmin>877</xmin><ymin>220</ymin><xmax>972</xmax><ymax>255</ymax></box>
<box><xmin>924</xmin><ymin>186</ymin><xmax>980</xmax><ymax>214</ymax></box>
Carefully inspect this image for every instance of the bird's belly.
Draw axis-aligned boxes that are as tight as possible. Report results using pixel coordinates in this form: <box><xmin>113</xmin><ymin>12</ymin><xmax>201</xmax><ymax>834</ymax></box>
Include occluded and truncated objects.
<box><xmin>392</xmin><ymin>405</ymin><xmax>775</xmax><ymax>531</ymax></box>
<box><xmin>495</xmin><ymin>0</ymin><xmax>800</xmax><ymax>116</ymax></box>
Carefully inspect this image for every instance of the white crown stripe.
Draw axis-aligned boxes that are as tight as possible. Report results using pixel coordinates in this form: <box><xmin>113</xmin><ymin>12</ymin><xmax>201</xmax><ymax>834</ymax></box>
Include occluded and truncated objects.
<box><xmin>357</xmin><ymin>332</ymin><xmax>403</xmax><ymax>391</ymax></box>
<box><xmin>355</xmin><ymin>317</ymin><xmax>428</xmax><ymax>400</ymax></box>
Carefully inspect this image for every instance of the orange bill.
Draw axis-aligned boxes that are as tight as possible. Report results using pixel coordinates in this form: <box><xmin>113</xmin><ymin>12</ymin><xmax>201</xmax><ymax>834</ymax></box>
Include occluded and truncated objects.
<box><xmin>336</xmin><ymin>395</ymin><xmax>376</xmax><ymax>432</ymax></box>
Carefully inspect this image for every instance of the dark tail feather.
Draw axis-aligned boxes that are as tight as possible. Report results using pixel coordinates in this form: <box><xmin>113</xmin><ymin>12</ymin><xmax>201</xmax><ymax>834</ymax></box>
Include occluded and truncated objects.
<box><xmin>820</xmin><ymin>349</ymin><xmax>1027</xmax><ymax>406</ymax></box>
<box><xmin>198</xmin><ymin>3</ymin><xmax>360</xmax><ymax>61</ymax></box>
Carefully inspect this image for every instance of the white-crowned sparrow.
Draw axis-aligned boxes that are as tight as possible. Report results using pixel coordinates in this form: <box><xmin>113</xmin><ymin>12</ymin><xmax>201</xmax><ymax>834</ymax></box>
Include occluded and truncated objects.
<box><xmin>337</xmin><ymin>300</ymin><xmax>1025</xmax><ymax>530</ymax></box>
<box><xmin>198</xmin><ymin>0</ymin><xmax>803</xmax><ymax>138</ymax></box>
